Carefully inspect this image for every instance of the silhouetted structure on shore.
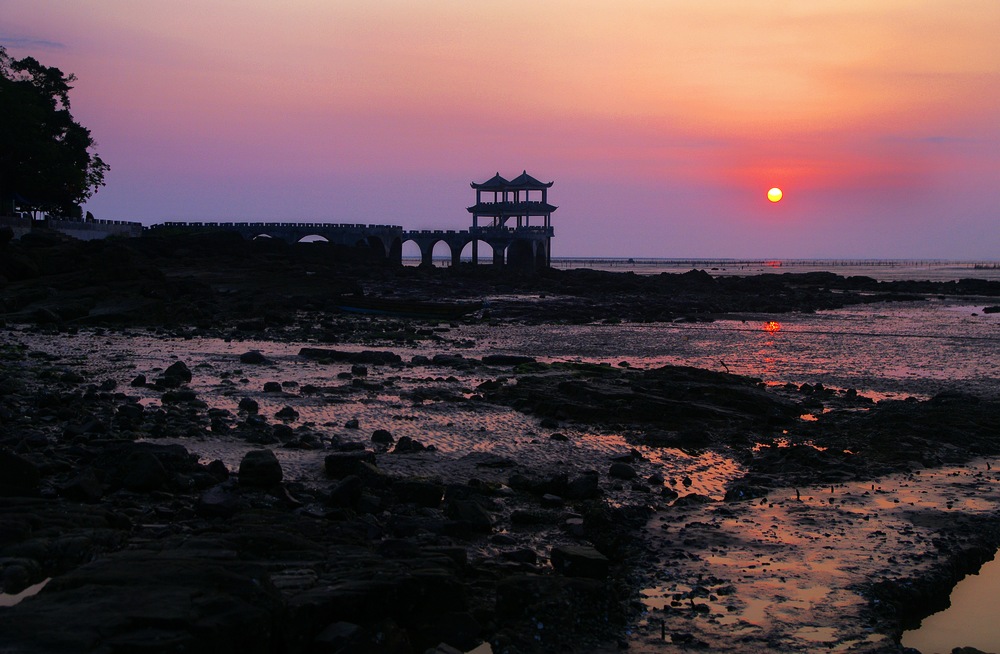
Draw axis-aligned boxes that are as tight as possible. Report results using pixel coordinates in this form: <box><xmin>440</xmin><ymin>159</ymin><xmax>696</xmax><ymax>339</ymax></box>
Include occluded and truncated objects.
<box><xmin>146</xmin><ymin>172</ymin><xmax>557</xmax><ymax>270</ymax></box>
<box><xmin>2</xmin><ymin>172</ymin><xmax>557</xmax><ymax>270</ymax></box>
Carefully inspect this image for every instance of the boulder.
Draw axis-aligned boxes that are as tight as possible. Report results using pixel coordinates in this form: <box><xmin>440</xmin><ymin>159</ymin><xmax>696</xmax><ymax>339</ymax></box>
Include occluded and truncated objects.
<box><xmin>393</xmin><ymin>436</ymin><xmax>426</xmax><ymax>453</ymax></box>
<box><xmin>550</xmin><ymin>544</ymin><xmax>610</xmax><ymax>579</ymax></box>
<box><xmin>239</xmin><ymin>350</ymin><xmax>270</xmax><ymax>364</ymax></box>
<box><xmin>238</xmin><ymin>397</ymin><xmax>259</xmax><ymax>413</ymax></box>
<box><xmin>163</xmin><ymin>361</ymin><xmax>192</xmax><ymax>383</ymax></box>
<box><xmin>371</xmin><ymin>429</ymin><xmax>394</xmax><ymax>446</ymax></box>
<box><xmin>238</xmin><ymin>449</ymin><xmax>283</xmax><ymax>488</ymax></box>
<box><xmin>608</xmin><ymin>462</ymin><xmax>637</xmax><ymax>480</ymax></box>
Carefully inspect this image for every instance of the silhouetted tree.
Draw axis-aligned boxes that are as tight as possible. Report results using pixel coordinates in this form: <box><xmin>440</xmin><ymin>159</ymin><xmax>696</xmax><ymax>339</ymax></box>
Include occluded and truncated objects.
<box><xmin>0</xmin><ymin>46</ymin><xmax>109</xmax><ymax>218</ymax></box>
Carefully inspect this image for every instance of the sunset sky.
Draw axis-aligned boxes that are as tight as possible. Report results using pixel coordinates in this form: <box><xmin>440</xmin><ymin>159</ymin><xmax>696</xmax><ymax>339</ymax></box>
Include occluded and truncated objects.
<box><xmin>4</xmin><ymin>1</ymin><xmax>998</xmax><ymax>258</ymax></box>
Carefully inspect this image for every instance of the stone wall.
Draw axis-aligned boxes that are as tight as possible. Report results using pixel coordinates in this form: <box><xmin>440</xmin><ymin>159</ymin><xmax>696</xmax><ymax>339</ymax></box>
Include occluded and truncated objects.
<box><xmin>0</xmin><ymin>217</ymin><xmax>143</xmax><ymax>241</ymax></box>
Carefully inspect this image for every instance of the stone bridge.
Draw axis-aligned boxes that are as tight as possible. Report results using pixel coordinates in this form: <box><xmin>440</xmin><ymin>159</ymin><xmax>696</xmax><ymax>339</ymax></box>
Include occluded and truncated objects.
<box><xmin>403</xmin><ymin>226</ymin><xmax>552</xmax><ymax>269</ymax></box>
<box><xmin>147</xmin><ymin>222</ymin><xmax>552</xmax><ymax>269</ymax></box>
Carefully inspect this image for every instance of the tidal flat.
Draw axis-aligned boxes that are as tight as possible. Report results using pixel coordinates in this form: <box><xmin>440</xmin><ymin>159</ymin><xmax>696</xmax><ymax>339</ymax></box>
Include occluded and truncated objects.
<box><xmin>1</xmin><ymin>234</ymin><xmax>1000</xmax><ymax>653</ymax></box>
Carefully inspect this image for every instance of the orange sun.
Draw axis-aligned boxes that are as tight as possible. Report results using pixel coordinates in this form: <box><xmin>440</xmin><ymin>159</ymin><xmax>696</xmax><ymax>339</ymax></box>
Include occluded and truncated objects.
<box><xmin>767</xmin><ymin>187</ymin><xmax>783</xmax><ymax>203</ymax></box>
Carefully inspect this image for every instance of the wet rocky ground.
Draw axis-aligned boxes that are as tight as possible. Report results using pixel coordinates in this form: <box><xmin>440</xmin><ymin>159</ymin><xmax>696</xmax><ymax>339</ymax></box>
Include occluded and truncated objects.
<box><xmin>2</xmin><ymin>231</ymin><xmax>1000</xmax><ymax>653</ymax></box>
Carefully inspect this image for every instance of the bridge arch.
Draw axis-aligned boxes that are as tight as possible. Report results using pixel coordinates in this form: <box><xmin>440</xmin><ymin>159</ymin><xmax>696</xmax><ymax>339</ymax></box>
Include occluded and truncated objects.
<box><xmin>460</xmin><ymin>239</ymin><xmax>496</xmax><ymax>265</ymax></box>
<box><xmin>507</xmin><ymin>239</ymin><xmax>535</xmax><ymax>269</ymax></box>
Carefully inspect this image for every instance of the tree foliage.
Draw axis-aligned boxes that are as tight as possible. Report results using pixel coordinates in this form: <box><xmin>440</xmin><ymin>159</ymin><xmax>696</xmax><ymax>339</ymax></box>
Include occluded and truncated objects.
<box><xmin>0</xmin><ymin>46</ymin><xmax>109</xmax><ymax>217</ymax></box>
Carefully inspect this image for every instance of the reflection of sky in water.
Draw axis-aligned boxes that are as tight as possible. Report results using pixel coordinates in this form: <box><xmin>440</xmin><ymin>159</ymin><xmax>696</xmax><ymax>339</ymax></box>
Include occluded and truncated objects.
<box><xmin>457</xmin><ymin>299</ymin><xmax>1000</xmax><ymax>400</ymax></box>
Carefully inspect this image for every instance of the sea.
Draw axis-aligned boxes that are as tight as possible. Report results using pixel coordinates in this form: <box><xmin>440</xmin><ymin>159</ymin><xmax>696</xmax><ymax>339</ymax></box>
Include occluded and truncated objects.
<box><xmin>404</xmin><ymin>256</ymin><xmax>1000</xmax><ymax>283</ymax></box>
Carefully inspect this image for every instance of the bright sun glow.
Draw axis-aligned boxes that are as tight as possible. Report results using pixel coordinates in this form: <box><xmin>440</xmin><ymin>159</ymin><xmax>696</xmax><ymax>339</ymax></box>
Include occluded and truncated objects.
<box><xmin>767</xmin><ymin>187</ymin><xmax>783</xmax><ymax>203</ymax></box>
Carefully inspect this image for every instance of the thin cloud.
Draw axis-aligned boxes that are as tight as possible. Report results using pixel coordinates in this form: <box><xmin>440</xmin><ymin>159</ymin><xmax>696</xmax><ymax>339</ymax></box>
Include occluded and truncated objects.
<box><xmin>0</xmin><ymin>36</ymin><xmax>66</xmax><ymax>50</ymax></box>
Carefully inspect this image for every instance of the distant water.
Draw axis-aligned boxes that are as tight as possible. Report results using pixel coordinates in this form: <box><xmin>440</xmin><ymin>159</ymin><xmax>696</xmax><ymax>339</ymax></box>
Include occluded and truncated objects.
<box><xmin>549</xmin><ymin>258</ymin><xmax>1000</xmax><ymax>282</ymax></box>
<box><xmin>402</xmin><ymin>256</ymin><xmax>1000</xmax><ymax>282</ymax></box>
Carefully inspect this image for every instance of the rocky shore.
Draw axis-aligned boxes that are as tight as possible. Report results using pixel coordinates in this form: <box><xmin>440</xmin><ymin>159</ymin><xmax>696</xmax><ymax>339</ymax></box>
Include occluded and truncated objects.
<box><xmin>2</xmin><ymin>232</ymin><xmax>1000</xmax><ymax>653</ymax></box>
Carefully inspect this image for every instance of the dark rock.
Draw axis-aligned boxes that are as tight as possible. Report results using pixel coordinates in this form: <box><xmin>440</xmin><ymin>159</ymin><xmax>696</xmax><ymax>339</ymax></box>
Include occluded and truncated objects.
<box><xmin>298</xmin><ymin>348</ymin><xmax>402</xmax><ymax>365</ymax></box>
<box><xmin>540</xmin><ymin>494</ymin><xmax>564</xmax><ymax>508</ymax></box>
<box><xmin>673</xmin><ymin>493</ymin><xmax>715</xmax><ymax>507</ymax></box>
<box><xmin>376</xmin><ymin>538</ymin><xmax>422</xmax><ymax>558</ymax></box>
<box><xmin>262</xmin><ymin>381</ymin><xmax>283</xmax><ymax>393</ymax></box>
<box><xmin>313</xmin><ymin>621</ymin><xmax>363</xmax><ymax>652</ymax></box>
<box><xmin>482</xmin><ymin>354</ymin><xmax>536</xmax><ymax>366</ymax></box>
<box><xmin>0</xmin><ymin>449</ymin><xmax>41</xmax><ymax>497</ymax></box>
<box><xmin>501</xmin><ymin>548</ymin><xmax>538</xmax><ymax>565</ymax></box>
<box><xmin>393</xmin><ymin>479</ymin><xmax>445</xmax><ymax>508</ymax></box>
<box><xmin>121</xmin><ymin>451</ymin><xmax>169</xmax><ymax>492</ymax></box>
<box><xmin>608</xmin><ymin>462</ymin><xmax>637</xmax><ymax>480</ymax></box>
<box><xmin>445</xmin><ymin>499</ymin><xmax>494</xmax><ymax>533</ymax></box>
<box><xmin>510</xmin><ymin>509</ymin><xmax>561</xmax><ymax>526</ymax></box>
<box><xmin>115</xmin><ymin>402</ymin><xmax>144</xmax><ymax>425</ymax></box>
<box><xmin>239</xmin><ymin>350</ymin><xmax>270</xmax><ymax>364</ymax></box>
<box><xmin>238</xmin><ymin>449</ymin><xmax>283</xmax><ymax>488</ymax></box>
<box><xmin>58</xmin><ymin>468</ymin><xmax>104</xmax><ymax>503</ymax></box>
<box><xmin>324</xmin><ymin>450</ymin><xmax>376</xmax><ymax>478</ymax></box>
<box><xmin>275</xmin><ymin>406</ymin><xmax>299</xmax><ymax>420</ymax></box>
<box><xmin>416</xmin><ymin>612</ymin><xmax>482</xmax><ymax>653</ymax></box>
<box><xmin>238</xmin><ymin>397</ymin><xmax>259</xmax><ymax>413</ymax></box>
<box><xmin>129</xmin><ymin>374</ymin><xmax>146</xmax><ymax>387</ymax></box>
<box><xmin>197</xmin><ymin>484</ymin><xmax>241</xmax><ymax>518</ymax></box>
<box><xmin>393</xmin><ymin>436</ymin><xmax>426</xmax><ymax>453</ymax></box>
<box><xmin>326</xmin><ymin>475</ymin><xmax>363</xmax><ymax>508</ymax></box>
<box><xmin>163</xmin><ymin>360</ymin><xmax>192</xmax><ymax>383</ymax></box>
<box><xmin>460</xmin><ymin>452</ymin><xmax>516</xmax><ymax>468</ymax></box>
<box><xmin>344</xmin><ymin>418</ymin><xmax>360</xmax><ymax>429</ymax></box>
<box><xmin>0</xmin><ymin>549</ymin><xmax>282</xmax><ymax>653</ymax></box>
<box><xmin>161</xmin><ymin>388</ymin><xmax>199</xmax><ymax>404</ymax></box>
<box><xmin>207</xmin><ymin>459</ymin><xmax>230</xmax><ymax>481</ymax></box>
<box><xmin>549</xmin><ymin>432</ymin><xmax>568</xmax><ymax>442</ymax></box>
<box><xmin>371</xmin><ymin>429</ymin><xmax>394</xmax><ymax>446</ymax></box>
<box><xmin>724</xmin><ymin>484</ymin><xmax>769</xmax><ymax>502</ymax></box>
<box><xmin>565</xmin><ymin>472</ymin><xmax>601</xmax><ymax>500</ymax></box>
<box><xmin>350</xmin><ymin>364</ymin><xmax>368</xmax><ymax>377</ymax></box>
<box><xmin>550</xmin><ymin>544</ymin><xmax>610</xmax><ymax>579</ymax></box>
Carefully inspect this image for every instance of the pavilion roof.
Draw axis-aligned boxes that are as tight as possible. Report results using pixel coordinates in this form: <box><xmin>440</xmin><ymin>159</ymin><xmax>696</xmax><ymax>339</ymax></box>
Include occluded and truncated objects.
<box><xmin>467</xmin><ymin>201</ymin><xmax>558</xmax><ymax>214</ymax></box>
<box><xmin>508</xmin><ymin>170</ymin><xmax>553</xmax><ymax>189</ymax></box>
<box><xmin>470</xmin><ymin>173</ymin><xmax>511</xmax><ymax>190</ymax></box>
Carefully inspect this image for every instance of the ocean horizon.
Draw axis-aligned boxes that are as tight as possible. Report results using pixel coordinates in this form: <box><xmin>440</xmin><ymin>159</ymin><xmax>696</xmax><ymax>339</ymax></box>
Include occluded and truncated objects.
<box><xmin>401</xmin><ymin>256</ymin><xmax>1000</xmax><ymax>282</ymax></box>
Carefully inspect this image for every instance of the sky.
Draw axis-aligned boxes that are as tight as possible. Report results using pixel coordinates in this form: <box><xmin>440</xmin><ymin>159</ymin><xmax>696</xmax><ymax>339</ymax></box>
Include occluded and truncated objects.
<box><xmin>3</xmin><ymin>1</ymin><xmax>999</xmax><ymax>258</ymax></box>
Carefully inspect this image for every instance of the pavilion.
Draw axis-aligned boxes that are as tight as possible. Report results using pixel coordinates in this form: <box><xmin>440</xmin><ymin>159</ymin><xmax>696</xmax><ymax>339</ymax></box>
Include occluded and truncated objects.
<box><xmin>467</xmin><ymin>171</ymin><xmax>556</xmax><ymax>268</ymax></box>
